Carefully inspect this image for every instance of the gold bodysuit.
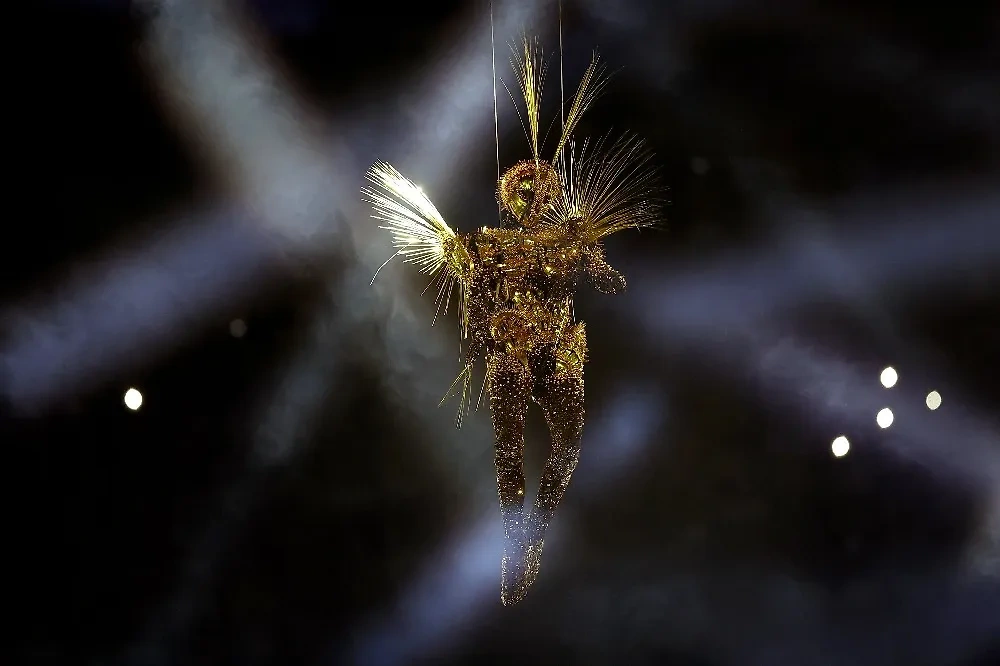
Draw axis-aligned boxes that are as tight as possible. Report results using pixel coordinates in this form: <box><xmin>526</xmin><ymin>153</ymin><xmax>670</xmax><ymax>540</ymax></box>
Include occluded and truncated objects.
<box><xmin>363</xmin><ymin>38</ymin><xmax>659</xmax><ymax>604</ymax></box>
<box><xmin>460</xmin><ymin>222</ymin><xmax>626</xmax><ymax>604</ymax></box>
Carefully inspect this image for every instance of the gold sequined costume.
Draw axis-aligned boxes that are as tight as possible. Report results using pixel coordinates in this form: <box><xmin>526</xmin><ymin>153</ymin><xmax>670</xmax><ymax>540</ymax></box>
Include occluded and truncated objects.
<box><xmin>362</xmin><ymin>38</ymin><xmax>660</xmax><ymax>605</ymax></box>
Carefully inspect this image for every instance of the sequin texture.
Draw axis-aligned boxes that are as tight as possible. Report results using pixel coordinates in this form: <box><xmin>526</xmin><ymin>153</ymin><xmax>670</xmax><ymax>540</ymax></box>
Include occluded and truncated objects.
<box><xmin>362</xmin><ymin>36</ymin><xmax>661</xmax><ymax>605</ymax></box>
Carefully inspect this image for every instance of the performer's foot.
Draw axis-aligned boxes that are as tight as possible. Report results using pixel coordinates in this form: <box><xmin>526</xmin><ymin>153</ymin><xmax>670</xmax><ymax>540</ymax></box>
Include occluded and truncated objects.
<box><xmin>501</xmin><ymin>538</ymin><xmax>531</xmax><ymax>605</ymax></box>
<box><xmin>524</xmin><ymin>508</ymin><xmax>551</xmax><ymax>589</ymax></box>
<box><xmin>523</xmin><ymin>536</ymin><xmax>544</xmax><ymax>590</ymax></box>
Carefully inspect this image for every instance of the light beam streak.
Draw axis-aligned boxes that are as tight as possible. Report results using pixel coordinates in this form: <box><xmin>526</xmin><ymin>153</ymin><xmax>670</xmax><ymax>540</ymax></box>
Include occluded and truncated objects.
<box><xmin>339</xmin><ymin>385</ymin><xmax>666</xmax><ymax>665</ymax></box>
<box><xmin>110</xmin><ymin>2</ymin><xmax>540</xmax><ymax>663</ymax></box>
<box><xmin>2</xmin><ymin>213</ymin><xmax>281</xmax><ymax>414</ymax></box>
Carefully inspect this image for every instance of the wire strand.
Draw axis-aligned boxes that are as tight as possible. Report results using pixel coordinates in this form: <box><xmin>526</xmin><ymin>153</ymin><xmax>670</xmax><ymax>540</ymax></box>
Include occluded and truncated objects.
<box><xmin>490</xmin><ymin>1</ymin><xmax>501</xmax><ymax>223</ymax></box>
<box><xmin>559</xmin><ymin>0</ymin><xmax>565</xmax><ymax>139</ymax></box>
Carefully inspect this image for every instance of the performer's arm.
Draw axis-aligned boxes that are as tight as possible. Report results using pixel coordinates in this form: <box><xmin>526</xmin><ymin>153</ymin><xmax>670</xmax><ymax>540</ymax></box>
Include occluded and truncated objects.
<box><xmin>584</xmin><ymin>243</ymin><xmax>626</xmax><ymax>294</ymax></box>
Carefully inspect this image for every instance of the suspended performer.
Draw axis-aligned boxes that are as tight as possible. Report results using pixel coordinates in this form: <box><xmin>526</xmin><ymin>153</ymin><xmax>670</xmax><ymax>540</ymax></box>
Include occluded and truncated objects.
<box><xmin>362</xmin><ymin>37</ymin><xmax>662</xmax><ymax>605</ymax></box>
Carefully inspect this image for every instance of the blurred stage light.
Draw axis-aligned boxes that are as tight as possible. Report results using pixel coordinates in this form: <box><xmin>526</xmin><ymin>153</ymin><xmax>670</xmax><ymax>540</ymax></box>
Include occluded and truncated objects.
<box><xmin>880</xmin><ymin>366</ymin><xmax>898</xmax><ymax>388</ymax></box>
<box><xmin>926</xmin><ymin>391</ymin><xmax>942</xmax><ymax>410</ymax></box>
<box><xmin>876</xmin><ymin>407</ymin><xmax>894</xmax><ymax>428</ymax></box>
<box><xmin>831</xmin><ymin>435</ymin><xmax>850</xmax><ymax>457</ymax></box>
<box><xmin>229</xmin><ymin>319</ymin><xmax>247</xmax><ymax>338</ymax></box>
<box><xmin>124</xmin><ymin>388</ymin><xmax>143</xmax><ymax>411</ymax></box>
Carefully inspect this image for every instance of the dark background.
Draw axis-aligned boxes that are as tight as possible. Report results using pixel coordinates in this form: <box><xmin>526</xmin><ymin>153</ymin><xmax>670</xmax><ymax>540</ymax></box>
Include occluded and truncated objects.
<box><xmin>6</xmin><ymin>1</ymin><xmax>1000</xmax><ymax>664</ymax></box>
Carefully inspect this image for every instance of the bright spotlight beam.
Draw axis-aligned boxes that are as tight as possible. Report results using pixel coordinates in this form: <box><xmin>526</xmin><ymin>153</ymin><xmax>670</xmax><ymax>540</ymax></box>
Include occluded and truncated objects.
<box><xmin>340</xmin><ymin>386</ymin><xmax>666</xmax><ymax>665</ymax></box>
<box><xmin>611</xmin><ymin>185</ymin><xmax>1000</xmax><ymax>485</ymax></box>
<box><xmin>134</xmin><ymin>0</ymin><xmax>347</xmax><ymax>249</ymax></box>
<box><xmin>628</xmin><ymin>315</ymin><xmax>1000</xmax><ymax>493</ymax></box>
<box><xmin>4</xmin><ymin>0</ymin><xmax>349</xmax><ymax>414</ymax></box>
<box><xmin>627</xmin><ymin>185</ymin><xmax>1000</xmax><ymax>343</ymax></box>
<box><xmin>2</xmin><ymin>214</ymin><xmax>283</xmax><ymax>414</ymax></box>
<box><xmin>1</xmin><ymin>0</ymin><xmax>542</xmax><ymax>416</ymax></box>
<box><xmin>115</xmin><ymin>2</ymin><xmax>542</xmax><ymax>664</ymax></box>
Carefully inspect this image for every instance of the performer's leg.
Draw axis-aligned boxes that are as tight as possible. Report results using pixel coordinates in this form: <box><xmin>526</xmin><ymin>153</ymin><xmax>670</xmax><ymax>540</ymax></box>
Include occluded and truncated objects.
<box><xmin>526</xmin><ymin>367</ymin><xmax>585</xmax><ymax>586</ymax></box>
<box><xmin>486</xmin><ymin>351</ymin><xmax>533</xmax><ymax>605</ymax></box>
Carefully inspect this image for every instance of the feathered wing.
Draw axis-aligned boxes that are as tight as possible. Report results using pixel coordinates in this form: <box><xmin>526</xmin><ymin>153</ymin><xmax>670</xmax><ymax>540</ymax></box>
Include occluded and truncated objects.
<box><xmin>362</xmin><ymin>161</ymin><xmax>476</xmax><ymax>426</ymax></box>
<box><xmin>363</xmin><ymin>161</ymin><xmax>459</xmax><ymax>275</ymax></box>
<box><xmin>547</xmin><ymin>132</ymin><xmax>662</xmax><ymax>242</ymax></box>
<box><xmin>362</xmin><ymin>161</ymin><xmax>472</xmax><ymax>326</ymax></box>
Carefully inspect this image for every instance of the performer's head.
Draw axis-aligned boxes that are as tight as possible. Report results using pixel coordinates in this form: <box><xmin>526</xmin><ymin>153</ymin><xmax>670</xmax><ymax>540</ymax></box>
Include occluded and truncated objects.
<box><xmin>497</xmin><ymin>160</ymin><xmax>560</xmax><ymax>228</ymax></box>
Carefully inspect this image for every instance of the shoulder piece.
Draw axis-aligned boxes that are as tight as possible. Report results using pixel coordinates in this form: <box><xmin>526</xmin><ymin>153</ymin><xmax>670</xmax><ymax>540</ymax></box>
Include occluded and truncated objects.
<box><xmin>545</xmin><ymin>133</ymin><xmax>662</xmax><ymax>243</ymax></box>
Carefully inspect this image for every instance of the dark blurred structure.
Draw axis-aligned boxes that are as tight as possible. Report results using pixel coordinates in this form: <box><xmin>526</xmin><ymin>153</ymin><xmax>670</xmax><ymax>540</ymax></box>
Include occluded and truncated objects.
<box><xmin>6</xmin><ymin>1</ymin><xmax>999</xmax><ymax>665</ymax></box>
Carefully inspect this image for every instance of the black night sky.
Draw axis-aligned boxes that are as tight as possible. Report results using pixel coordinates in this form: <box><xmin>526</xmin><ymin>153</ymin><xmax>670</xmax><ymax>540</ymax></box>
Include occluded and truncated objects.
<box><xmin>7</xmin><ymin>1</ymin><xmax>1000</xmax><ymax>664</ymax></box>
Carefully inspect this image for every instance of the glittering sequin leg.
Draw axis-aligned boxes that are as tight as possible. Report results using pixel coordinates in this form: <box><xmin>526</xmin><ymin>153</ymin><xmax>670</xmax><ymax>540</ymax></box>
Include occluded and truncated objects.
<box><xmin>487</xmin><ymin>351</ymin><xmax>533</xmax><ymax>605</ymax></box>
<box><xmin>525</xmin><ymin>367</ymin><xmax>585</xmax><ymax>586</ymax></box>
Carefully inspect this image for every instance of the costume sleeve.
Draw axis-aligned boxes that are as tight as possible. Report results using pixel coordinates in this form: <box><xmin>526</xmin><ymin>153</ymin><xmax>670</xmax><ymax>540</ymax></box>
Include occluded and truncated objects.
<box><xmin>584</xmin><ymin>243</ymin><xmax>626</xmax><ymax>294</ymax></box>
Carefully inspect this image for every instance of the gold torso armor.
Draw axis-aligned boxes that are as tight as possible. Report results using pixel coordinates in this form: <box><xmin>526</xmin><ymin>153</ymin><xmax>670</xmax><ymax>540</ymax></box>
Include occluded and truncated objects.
<box><xmin>461</xmin><ymin>227</ymin><xmax>588</xmax><ymax>377</ymax></box>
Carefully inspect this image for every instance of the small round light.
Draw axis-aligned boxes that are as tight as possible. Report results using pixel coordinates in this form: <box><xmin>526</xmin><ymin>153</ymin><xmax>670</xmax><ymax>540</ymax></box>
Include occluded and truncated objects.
<box><xmin>926</xmin><ymin>391</ymin><xmax>942</xmax><ymax>410</ymax></box>
<box><xmin>876</xmin><ymin>407</ymin><xmax>894</xmax><ymax>428</ymax></box>
<box><xmin>230</xmin><ymin>318</ymin><xmax>247</xmax><ymax>338</ymax></box>
<box><xmin>880</xmin><ymin>366</ymin><xmax>898</xmax><ymax>388</ymax></box>
<box><xmin>124</xmin><ymin>388</ymin><xmax>143</xmax><ymax>411</ymax></box>
<box><xmin>831</xmin><ymin>435</ymin><xmax>850</xmax><ymax>458</ymax></box>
